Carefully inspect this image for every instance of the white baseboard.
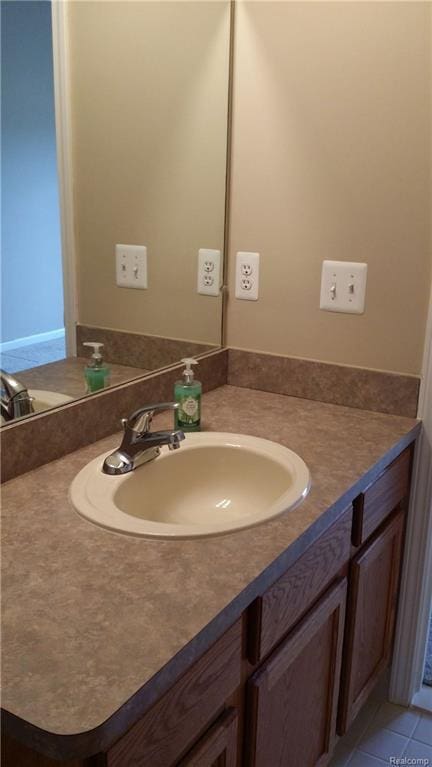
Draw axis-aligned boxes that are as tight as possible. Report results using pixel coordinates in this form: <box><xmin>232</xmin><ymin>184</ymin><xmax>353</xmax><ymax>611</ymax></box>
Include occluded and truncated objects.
<box><xmin>413</xmin><ymin>685</ymin><xmax>432</xmax><ymax>714</ymax></box>
<box><xmin>0</xmin><ymin>328</ymin><xmax>65</xmax><ymax>353</ymax></box>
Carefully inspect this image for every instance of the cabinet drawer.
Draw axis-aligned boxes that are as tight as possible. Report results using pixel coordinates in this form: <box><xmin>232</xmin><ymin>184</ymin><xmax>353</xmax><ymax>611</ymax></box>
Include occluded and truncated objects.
<box><xmin>107</xmin><ymin>619</ymin><xmax>242</xmax><ymax>767</ymax></box>
<box><xmin>178</xmin><ymin>708</ymin><xmax>238</xmax><ymax>766</ymax></box>
<box><xmin>249</xmin><ymin>507</ymin><xmax>352</xmax><ymax>663</ymax></box>
<box><xmin>352</xmin><ymin>448</ymin><xmax>412</xmax><ymax>546</ymax></box>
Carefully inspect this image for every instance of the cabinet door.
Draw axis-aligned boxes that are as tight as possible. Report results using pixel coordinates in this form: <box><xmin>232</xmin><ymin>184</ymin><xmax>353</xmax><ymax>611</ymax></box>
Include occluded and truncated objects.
<box><xmin>177</xmin><ymin>708</ymin><xmax>238</xmax><ymax>767</ymax></box>
<box><xmin>338</xmin><ymin>510</ymin><xmax>404</xmax><ymax>734</ymax></box>
<box><xmin>246</xmin><ymin>579</ymin><xmax>347</xmax><ymax>767</ymax></box>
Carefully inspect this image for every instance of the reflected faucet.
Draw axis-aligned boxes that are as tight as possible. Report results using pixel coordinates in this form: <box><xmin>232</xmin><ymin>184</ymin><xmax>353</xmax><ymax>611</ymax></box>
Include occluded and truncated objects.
<box><xmin>0</xmin><ymin>369</ymin><xmax>35</xmax><ymax>422</ymax></box>
<box><xmin>102</xmin><ymin>402</ymin><xmax>185</xmax><ymax>475</ymax></box>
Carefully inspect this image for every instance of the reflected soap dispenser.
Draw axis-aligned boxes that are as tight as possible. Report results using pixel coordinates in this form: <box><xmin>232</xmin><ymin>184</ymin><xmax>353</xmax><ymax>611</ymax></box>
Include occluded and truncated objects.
<box><xmin>174</xmin><ymin>358</ymin><xmax>201</xmax><ymax>432</ymax></box>
<box><xmin>83</xmin><ymin>342</ymin><xmax>111</xmax><ymax>393</ymax></box>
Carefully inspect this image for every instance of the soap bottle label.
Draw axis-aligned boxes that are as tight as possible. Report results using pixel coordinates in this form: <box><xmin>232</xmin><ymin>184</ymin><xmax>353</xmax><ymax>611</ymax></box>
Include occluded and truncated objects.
<box><xmin>178</xmin><ymin>394</ymin><xmax>200</xmax><ymax>425</ymax></box>
<box><xmin>182</xmin><ymin>396</ymin><xmax>198</xmax><ymax>418</ymax></box>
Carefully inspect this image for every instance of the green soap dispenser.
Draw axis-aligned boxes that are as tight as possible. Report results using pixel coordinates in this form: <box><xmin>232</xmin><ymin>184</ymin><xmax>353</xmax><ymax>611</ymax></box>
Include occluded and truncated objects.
<box><xmin>174</xmin><ymin>358</ymin><xmax>201</xmax><ymax>432</ymax></box>
<box><xmin>83</xmin><ymin>342</ymin><xmax>111</xmax><ymax>393</ymax></box>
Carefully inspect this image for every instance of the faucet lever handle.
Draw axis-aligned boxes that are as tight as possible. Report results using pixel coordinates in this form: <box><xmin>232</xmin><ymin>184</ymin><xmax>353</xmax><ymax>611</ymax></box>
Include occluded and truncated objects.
<box><xmin>126</xmin><ymin>402</ymin><xmax>179</xmax><ymax>435</ymax></box>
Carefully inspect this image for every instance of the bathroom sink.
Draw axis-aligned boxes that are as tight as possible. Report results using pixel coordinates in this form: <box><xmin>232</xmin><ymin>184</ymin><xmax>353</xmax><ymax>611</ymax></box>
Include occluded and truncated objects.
<box><xmin>1</xmin><ymin>389</ymin><xmax>74</xmax><ymax>423</ymax></box>
<box><xmin>70</xmin><ymin>432</ymin><xmax>310</xmax><ymax>539</ymax></box>
<box><xmin>30</xmin><ymin>389</ymin><xmax>74</xmax><ymax>412</ymax></box>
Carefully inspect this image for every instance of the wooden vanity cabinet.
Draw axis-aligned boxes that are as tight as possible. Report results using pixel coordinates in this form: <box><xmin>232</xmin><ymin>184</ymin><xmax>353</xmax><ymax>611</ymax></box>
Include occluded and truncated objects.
<box><xmin>246</xmin><ymin>579</ymin><xmax>347</xmax><ymax>767</ymax></box>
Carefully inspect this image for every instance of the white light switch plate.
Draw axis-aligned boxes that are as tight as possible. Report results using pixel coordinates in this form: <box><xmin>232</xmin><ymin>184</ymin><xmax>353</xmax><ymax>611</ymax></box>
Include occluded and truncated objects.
<box><xmin>320</xmin><ymin>260</ymin><xmax>367</xmax><ymax>314</ymax></box>
<box><xmin>116</xmin><ymin>244</ymin><xmax>148</xmax><ymax>289</ymax></box>
<box><xmin>197</xmin><ymin>249</ymin><xmax>221</xmax><ymax>296</ymax></box>
<box><xmin>235</xmin><ymin>251</ymin><xmax>260</xmax><ymax>300</ymax></box>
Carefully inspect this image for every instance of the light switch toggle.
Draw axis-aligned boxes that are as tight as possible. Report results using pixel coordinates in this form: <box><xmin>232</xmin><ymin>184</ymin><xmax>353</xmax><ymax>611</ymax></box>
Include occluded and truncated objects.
<box><xmin>320</xmin><ymin>260</ymin><xmax>367</xmax><ymax>314</ymax></box>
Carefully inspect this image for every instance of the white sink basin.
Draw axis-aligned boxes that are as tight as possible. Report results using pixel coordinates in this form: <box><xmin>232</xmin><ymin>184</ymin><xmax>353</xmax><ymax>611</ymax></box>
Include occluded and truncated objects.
<box><xmin>31</xmin><ymin>389</ymin><xmax>74</xmax><ymax>412</ymax></box>
<box><xmin>70</xmin><ymin>432</ymin><xmax>310</xmax><ymax>539</ymax></box>
<box><xmin>1</xmin><ymin>389</ymin><xmax>74</xmax><ymax>424</ymax></box>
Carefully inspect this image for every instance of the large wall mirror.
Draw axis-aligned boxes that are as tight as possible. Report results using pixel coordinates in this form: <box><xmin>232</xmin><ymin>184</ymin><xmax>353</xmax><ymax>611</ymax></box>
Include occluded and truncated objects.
<box><xmin>1</xmin><ymin>0</ymin><xmax>231</xmax><ymax>425</ymax></box>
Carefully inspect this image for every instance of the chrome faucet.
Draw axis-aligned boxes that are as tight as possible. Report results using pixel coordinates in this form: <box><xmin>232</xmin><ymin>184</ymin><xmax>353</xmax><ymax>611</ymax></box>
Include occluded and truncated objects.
<box><xmin>0</xmin><ymin>369</ymin><xmax>35</xmax><ymax>422</ymax></box>
<box><xmin>102</xmin><ymin>402</ymin><xmax>185</xmax><ymax>475</ymax></box>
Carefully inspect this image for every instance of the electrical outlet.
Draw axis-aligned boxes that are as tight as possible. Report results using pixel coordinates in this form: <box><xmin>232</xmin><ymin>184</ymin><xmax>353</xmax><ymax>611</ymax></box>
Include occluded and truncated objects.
<box><xmin>115</xmin><ymin>244</ymin><xmax>148</xmax><ymax>289</ymax></box>
<box><xmin>235</xmin><ymin>252</ymin><xmax>259</xmax><ymax>300</ymax></box>
<box><xmin>241</xmin><ymin>276</ymin><xmax>253</xmax><ymax>291</ymax></box>
<box><xmin>241</xmin><ymin>263</ymin><xmax>253</xmax><ymax>277</ymax></box>
<box><xmin>320</xmin><ymin>260</ymin><xmax>367</xmax><ymax>314</ymax></box>
<box><xmin>197</xmin><ymin>249</ymin><xmax>221</xmax><ymax>296</ymax></box>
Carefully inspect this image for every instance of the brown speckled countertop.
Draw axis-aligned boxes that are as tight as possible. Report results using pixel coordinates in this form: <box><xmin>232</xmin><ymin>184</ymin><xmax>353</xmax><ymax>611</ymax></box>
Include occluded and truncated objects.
<box><xmin>1</xmin><ymin>386</ymin><xmax>420</xmax><ymax>760</ymax></box>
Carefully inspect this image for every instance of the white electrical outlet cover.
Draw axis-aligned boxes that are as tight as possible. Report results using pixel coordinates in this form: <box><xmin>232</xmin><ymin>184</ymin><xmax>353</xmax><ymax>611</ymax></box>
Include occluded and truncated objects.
<box><xmin>235</xmin><ymin>252</ymin><xmax>259</xmax><ymax>301</ymax></box>
<box><xmin>320</xmin><ymin>260</ymin><xmax>367</xmax><ymax>314</ymax></box>
<box><xmin>116</xmin><ymin>244</ymin><xmax>148</xmax><ymax>289</ymax></box>
<box><xmin>197</xmin><ymin>249</ymin><xmax>221</xmax><ymax>296</ymax></box>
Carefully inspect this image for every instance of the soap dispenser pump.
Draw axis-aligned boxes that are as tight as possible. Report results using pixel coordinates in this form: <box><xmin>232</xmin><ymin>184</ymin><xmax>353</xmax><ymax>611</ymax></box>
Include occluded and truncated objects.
<box><xmin>174</xmin><ymin>358</ymin><xmax>201</xmax><ymax>431</ymax></box>
<box><xmin>83</xmin><ymin>342</ymin><xmax>111</xmax><ymax>393</ymax></box>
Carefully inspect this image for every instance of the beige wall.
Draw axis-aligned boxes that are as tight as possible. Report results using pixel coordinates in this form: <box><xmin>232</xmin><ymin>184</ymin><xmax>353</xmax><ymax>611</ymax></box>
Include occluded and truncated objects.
<box><xmin>227</xmin><ymin>1</ymin><xmax>431</xmax><ymax>375</ymax></box>
<box><xmin>69</xmin><ymin>1</ymin><xmax>230</xmax><ymax>346</ymax></box>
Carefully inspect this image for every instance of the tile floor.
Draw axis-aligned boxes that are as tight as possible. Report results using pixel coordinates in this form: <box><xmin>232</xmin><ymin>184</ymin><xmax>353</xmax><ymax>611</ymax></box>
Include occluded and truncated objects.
<box><xmin>1</xmin><ymin>337</ymin><xmax>66</xmax><ymax>373</ymax></box>
<box><xmin>330</xmin><ymin>683</ymin><xmax>432</xmax><ymax>767</ymax></box>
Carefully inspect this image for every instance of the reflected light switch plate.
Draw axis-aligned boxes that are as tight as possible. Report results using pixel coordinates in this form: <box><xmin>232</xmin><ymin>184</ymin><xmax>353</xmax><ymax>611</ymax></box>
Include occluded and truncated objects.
<box><xmin>116</xmin><ymin>244</ymin><xmax>148</xmax><ymax>289</ymax></box>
